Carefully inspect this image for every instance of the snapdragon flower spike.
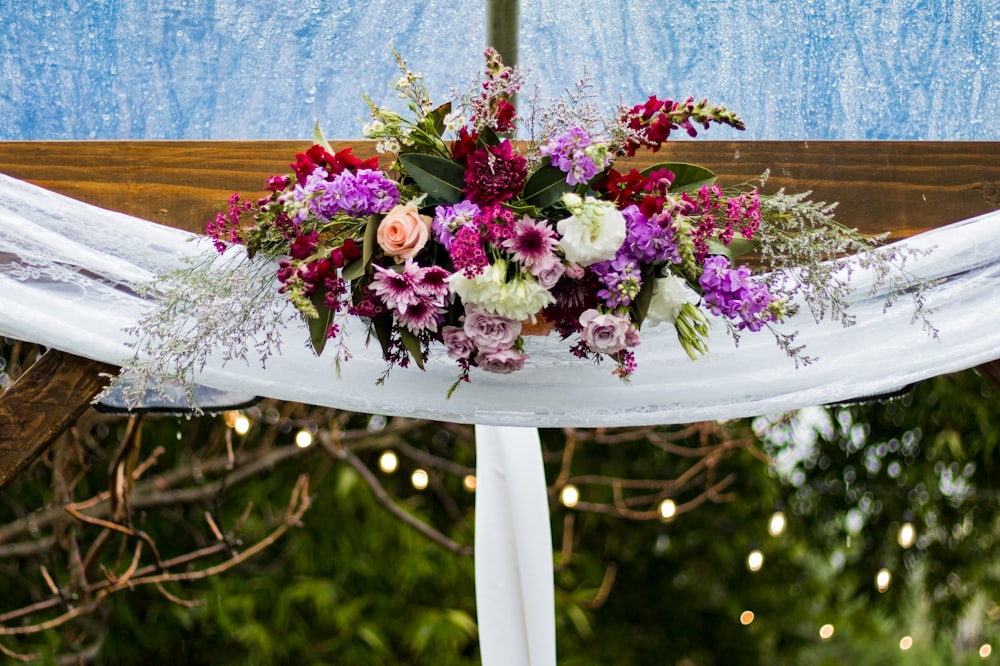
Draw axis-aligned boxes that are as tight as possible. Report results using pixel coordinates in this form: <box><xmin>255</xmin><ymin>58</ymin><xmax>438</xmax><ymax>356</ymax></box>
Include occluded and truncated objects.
<box><xmin>206</xmin><ymin>193</ymin><xmax>253</xmax><ymax>252</ymax></box>
<box><xmin>540</xmin><ymin>128</ymin><xmax>610</xmax><ymax>186</ymax></box>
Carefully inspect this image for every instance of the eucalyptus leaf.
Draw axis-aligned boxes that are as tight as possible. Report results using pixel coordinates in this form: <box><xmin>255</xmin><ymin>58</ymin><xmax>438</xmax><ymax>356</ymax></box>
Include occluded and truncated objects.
<box><xmin>427</xmin><ymin>102</ymin><xmax>452</xmax><ymax>135</ymax></box>
<box><xmin>643</xmin><ymin>162</ymin><xmax>717</xmax><ymax>192</ymax></box>
<box><xmin>523</xmin><ymin>161</ymin><xmax>573</xmax><ymax>209</ymax></box>
<box><xmin>372</xmin><ymin>314</ymin><xmax>393</xmax><ymax>360</ymax></box>
<box><xmin>397</xmin><ymin>153</ymin><xmax>465</xmax><ymax>204</ymax></box>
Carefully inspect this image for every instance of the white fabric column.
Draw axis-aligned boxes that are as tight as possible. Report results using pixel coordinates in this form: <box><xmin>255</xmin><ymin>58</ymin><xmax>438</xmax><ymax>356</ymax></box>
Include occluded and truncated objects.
<box><xmin>474</xmin><ymin>425</ymin><xmax>556</xmax><ymax>666</ymax></box>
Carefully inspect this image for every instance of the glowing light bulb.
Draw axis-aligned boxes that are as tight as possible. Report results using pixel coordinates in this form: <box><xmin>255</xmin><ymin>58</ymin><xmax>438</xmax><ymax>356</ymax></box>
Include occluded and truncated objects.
<box><xmin>898</xmin><ymin>522</ymin><xmax>916</xmax><ymax>548</ymax></box>
<box><xmin>411</xmin><ymin>469</ymin><xmax>429</xmax><ymax>490</ymax></box>
<box><xmin>819</xmin><ymin>624</ymin><xmax>835</xmax><ymax>640</ymax></box>
<box><xmin>739</xmin><ymin>610</ymin><xmax>755</xmax><ymax>625</ymax></box>
<box><xmin>560</xmin><ymin>485</ymin><xmax>580</xmax><ymax>508</ymax></box>
<box><xmin>899</xmin><ymin>636</ymin><xmax>913</xmax><ymax>651</ymax></box>
<box><xmin>463</xmin><ymin>475</ymin><xmax>477</xmax><ymax>492</ymax></box>
<box><xmin>747</xmin><ymin>550</ymin><xmax>764</xmax><ymax>572</ymax></box>
<box><xmin>768</xmin><ymin>511</ymin><xmax>786</xmax><ymax>536</ymax></box>
<box><xmin>980</xmin><ymin>643</ymin><xmax>992</xmax><ymax>659</ymax></box>
<box><xmin>294</xmin><ymin>430</ymin><xmax>313</xmax><ymax>448</ymax></box>
<box><xmin>659</xmin><ymin>499</ymin><xmax>677</xmax><ymax>520</ymax></box>
<box><xmin>876</xmin><ymin>568</ymin><xmax>892</xmax><ymax>593</ymax></box>
<box><xmin>233</xmin><ymin>415</ymin><xmax>251</xmax><ymax>436</ymax></box>
<box><xmin>378</xmin><ymin>451</ymin><xmax>399</xmax><ymax>474</ymax></box>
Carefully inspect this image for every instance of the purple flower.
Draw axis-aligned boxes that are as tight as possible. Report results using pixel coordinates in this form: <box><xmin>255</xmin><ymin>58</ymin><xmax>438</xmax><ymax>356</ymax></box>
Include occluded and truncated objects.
<box><xmin>699</xmin><ymin>256</ymin><xmax>776</xmax><ymax>330</ymax></box>
<box><xmin>370</xmin><ymin>262</ymin><xmax>421</xmax><ymax>312</ymax></box>
<box><xmin>433</xmin><ymin>201</ymin><xmax>481</xmax><ymax>249</ymax></box>
<box><xmin>591</xmin><ymin>255</ymin><xmax>642</xmax><ymax>309</ymax></box>
<box><xmin>540</xmin><ymin>127</ymin><xmax>610</xmax><ymax>186</ymax></box>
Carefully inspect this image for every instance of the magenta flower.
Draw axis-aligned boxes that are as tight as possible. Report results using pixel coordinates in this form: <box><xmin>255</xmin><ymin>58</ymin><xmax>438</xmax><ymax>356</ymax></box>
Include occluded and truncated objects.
<box><xmin>502</xmin><ymin>216</ymin><xmax>559</xmax><ymax>270</ymax></box>
<box><xmin>463</xmin><ymin>140</ymin><xmax>527</xmax><ymax>206</ymax></box>
<box><xmin>396</xmin><ymin>299</ymin><xmax>445</xmax><ymax>333</ymax></box>
<box><xmin>370</xmin><ymin>262</ymin><xmax>420</xmax><ymax>312</ymax></box>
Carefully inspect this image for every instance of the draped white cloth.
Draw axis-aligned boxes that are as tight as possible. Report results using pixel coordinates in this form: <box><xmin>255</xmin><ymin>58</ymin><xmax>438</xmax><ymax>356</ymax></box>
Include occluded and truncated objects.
<box><xmin>2</xmin><ymin>172</ymin><xmax>999</xmax><ymax>666</ymax></box>
<box><xmin>2</xmin><ymin>173</ymin><xmax>999</xmax><ymax>427</ymax></box>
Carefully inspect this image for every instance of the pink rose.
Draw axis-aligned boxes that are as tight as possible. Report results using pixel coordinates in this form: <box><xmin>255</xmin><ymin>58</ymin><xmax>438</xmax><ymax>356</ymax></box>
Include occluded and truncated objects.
<box><xmin>442</xmin><ymin>325</ymin><xmax>476</xmax><ymax>360</ymax></box>
<box><xmin>475</xmin><ymin>348</ymin><xmax>528</xmax><ymax>374</ymax></box>
<box><xmin>377</xmin><ymin>202</ymin><xmax>432</xmax><ymax>261</ymax></box>
<box><xmin>463</xmin><ymin>303</ymin><xmax>522</xmax><ymax>352</ymax></box>
<box><xmin>579</xmin><ymin>309</ymin><xmax>632</xmax><ymax>354</ymax></box>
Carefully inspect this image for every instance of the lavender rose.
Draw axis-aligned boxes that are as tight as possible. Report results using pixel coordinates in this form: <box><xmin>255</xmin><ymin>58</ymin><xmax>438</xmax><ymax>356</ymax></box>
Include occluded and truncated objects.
<box><xmin>463</xmin><ymin>303</ymin><xmax>522</xmax><ymax>352</ymax></box>
<box><xmin>579</xmin><ymin>309</ymin><xmax>632</xmax><ymax>354</ymax></box>
<box><xmin>442</xmin><ymin>325</ymin><xmax>476</xmax><ymax>360</ymax></box>
<box><xmin>475</xmin><ymin>348</ymin><xmax>528</xmax><ymax>374</ymax></box>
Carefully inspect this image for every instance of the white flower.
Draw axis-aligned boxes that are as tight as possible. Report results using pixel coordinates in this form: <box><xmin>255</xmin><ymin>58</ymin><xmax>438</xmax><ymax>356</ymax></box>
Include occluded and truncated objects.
<box><xmin>645</xmin><ymin>274</ymin><xmax>697</xmax><ymax>326</ymax></box>
<box><xmin>448</xmin><ymin>260</ymin><xmax>554</xmax><ymax>322</ymax></box>
<box><xmin>556</xmin><ymin>193</ymin><xmax>627</xmax><ymax>266</ymax></box>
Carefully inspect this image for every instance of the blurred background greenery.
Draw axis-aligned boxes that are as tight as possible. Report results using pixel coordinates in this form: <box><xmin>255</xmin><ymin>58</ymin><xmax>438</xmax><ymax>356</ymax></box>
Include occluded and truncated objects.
<box><xmin>1</xmin><ymin>340</ymin><xmax>999</xmax><ymax>665</ymax></box>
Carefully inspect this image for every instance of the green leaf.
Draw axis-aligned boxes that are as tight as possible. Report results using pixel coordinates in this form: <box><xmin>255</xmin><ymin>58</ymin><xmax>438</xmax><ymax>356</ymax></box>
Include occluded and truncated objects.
<box><xmin>479</xmin><ymin>126</ymin><xmax>501</xmax><ymax>146</ymax></box>
<box><xmin>363</xmin><ymin>214</ymin><xmax>379</xmax><ymax>268</ymax></box>
<box><xmin>643</xmin><ymin>162</ymin><xmax>717</xmax><ymax>192</ymax></box>
<box><xmin>341</xmin><ymin>258</ymin><xmax>365</xmax><ymax>282</ymax></box>
<box><xmin>632</xmin><ymin>266</ymin><xmax>658</xmax><ymax>327</ymax></box>
<box><xmin>307</xmin><ymin>290</ymin><xmax>333</xmax><ymax>356</ymax></box>
<box><xmin>522</xmin><ymin>160</ymin><xmax>573</xmax><ymax>209</ymax></box>
<box><xmin>372</xmin><ymin>314</ymin><xmax>393</xmax><ymax>360</ymax></box>
<box><xmin>397</xmin><ymin>153</ymin><xmax>466</xmax><ymax>204</ymax></box>
<box><xmin>427</xmin><ymin>102</ymin><xmax>452</xmax><ymax>135</ymax></box>
<box><xmin>312</xmin><ymin>121</ymin><xmax>334</xmax><ymax>153</ymax></box>
<box><xmin>706</xmin><ymin>237</ymin><xmax>758</xmax><ymax>263</ymax></box>
<box><xmin>399</xmin><ymin>328</ymin><xmax>426</xmax><ymax>371</ymax></box>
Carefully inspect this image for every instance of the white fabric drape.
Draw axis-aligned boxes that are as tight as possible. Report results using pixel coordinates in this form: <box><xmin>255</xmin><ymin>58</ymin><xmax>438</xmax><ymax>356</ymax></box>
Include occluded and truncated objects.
<box><xmin>1</xmin><ymin>172</ymin><xmax>998</xmax><ymax>427</ymax></box>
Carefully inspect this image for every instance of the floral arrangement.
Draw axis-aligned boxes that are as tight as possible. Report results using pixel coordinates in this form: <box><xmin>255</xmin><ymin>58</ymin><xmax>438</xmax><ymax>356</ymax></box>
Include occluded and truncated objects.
<box><xmin>125</xmin><ymin>50</ymin><xmax>932</xmax><ymax>401</ymax></box>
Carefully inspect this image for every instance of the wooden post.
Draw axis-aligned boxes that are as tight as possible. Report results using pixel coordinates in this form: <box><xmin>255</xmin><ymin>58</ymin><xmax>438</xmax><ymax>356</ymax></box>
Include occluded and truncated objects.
<box><xmin>487</xmin><ymin>0</ymin><xmax>519</xmax><ymax>66</ymax></box>
<box><xmin>0</xmin><ymin>351</ymin><xmax>116</xmax><ymax>489</ymax></box>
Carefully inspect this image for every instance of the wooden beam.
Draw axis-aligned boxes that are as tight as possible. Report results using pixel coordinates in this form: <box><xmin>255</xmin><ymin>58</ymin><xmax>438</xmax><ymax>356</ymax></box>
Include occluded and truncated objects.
<box><xmin>0</xmin><ymin>350</ymin><xmax>116</xmax><ymax>490</ymax></box>
<box><xmin>1</xmin><ymin>141</ymin><xmax>999</xmax><ymax>238</ymax></box>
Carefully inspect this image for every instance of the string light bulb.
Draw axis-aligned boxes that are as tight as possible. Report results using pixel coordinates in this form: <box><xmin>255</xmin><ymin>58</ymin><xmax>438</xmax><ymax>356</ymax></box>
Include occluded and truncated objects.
<box><xmin>659</xmin><ymin>499</ymin><xmax>677</xmax><ymax>521</ymax></box>
<box><xmin>294</xmin><ymin>430</ymin><xmax>314</xmax><ymax>448</ymax></box>
<box><xmin>981</xmin><ymin>644</ymin><xmax>993</xmax><ymax>659</ymax></box>
<box><xmin>747</xmin><ymin>549</ymin><xmax>764</xmax><ymax>572</ymax></box>
<box><xmin>560</xmin><ymin>485</ymin><xmax>580</xmax><ymax>508</ymax></box>
<box><xmin>411</xmin><ymin>469</ymin><xmax>429</xmax><ymax>490</ymax></box>
<box><xmin>876</xmin><ymin>568</ymin><xmax>892</xmax><ymax>593</ymax></box>
<box><xmin>898</xmin><ymin>522</ymin><xmax>916</xmax><ymax>549</ymax></box>
<box><xmin>378</xmin><ymin>451</ymin><xmax>399</xmax><ymax>474</ymax></box>
<box><xmin>899</xmin><ymin>636</ymin><xmax>913</xmax><ymax>651</ymax></box>
<box><xmin>463</xmin><ymin>475</ymin><xmax>477</xmax><ymax>492</ymax></box>
<box><xmin>819</xmin><ymin>624</ymin><xmax>835</xmax><ymax>640</ymax></box>
<box><xmin>739</xmin><ymin>610</ymin><xmax>755</xmax><ymax>625</ymax></box>
<box><xmin>768</xmin><ymin>510</ymin><xmax>786</xmax><ymax>536</ymax></box>
<box><xmin>233</xmin><ymin>415</ymin><xmax>251</xmax><ymax>436</ymax></box>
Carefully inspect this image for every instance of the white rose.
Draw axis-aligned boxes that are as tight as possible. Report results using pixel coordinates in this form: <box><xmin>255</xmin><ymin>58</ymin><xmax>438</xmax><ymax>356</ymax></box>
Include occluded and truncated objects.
<box><xmin>556</xmin><ymin>194</ymin><xmax>627</xmax><ymax>267</ymax></box>
<box><xmin>645</xmin><ymin>274</ymin><xmax>697</xmax><ymax>326</ymax></box>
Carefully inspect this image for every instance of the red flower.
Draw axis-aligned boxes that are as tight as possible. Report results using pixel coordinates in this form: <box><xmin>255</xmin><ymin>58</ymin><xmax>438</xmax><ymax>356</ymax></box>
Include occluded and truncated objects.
<box><xmin>451</xmin><ymin>127</ymin><xmax>480</xmax><ymax>165</ymax></box>
<box><xmin>493</xmin><ymin>99</ymin><xmax>516</xmax><ymax>133</ymax></box>
<box><xmin>462</xmin><ymin>140</ymin><xmax>527</xmax><ymax>206</ymax></box>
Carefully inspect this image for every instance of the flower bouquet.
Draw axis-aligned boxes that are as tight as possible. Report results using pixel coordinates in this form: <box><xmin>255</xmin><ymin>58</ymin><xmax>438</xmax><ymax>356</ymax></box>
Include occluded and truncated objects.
<box><xmin>130</xmin><ymin>49</ymin><xmax>930</xmax><ymax>401</ymax></box>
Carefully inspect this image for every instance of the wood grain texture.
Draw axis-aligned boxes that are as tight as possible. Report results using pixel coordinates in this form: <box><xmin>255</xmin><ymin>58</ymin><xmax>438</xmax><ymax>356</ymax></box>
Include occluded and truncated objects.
<box><xmin>0</xmin><ymin>351</ymin><xmax>116</xmax><ymax>489</ymax></box>
<box><xmin>2</xmin><ymin>141</ymin><xmax>999</xmax><ymax>237</ymax></box>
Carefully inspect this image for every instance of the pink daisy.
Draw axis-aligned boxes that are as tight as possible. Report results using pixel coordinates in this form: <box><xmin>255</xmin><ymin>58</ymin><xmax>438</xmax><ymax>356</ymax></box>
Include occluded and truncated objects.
<box><xmin>370</xmin><ymin>261</ymin><xmax>421</xmax><ymax>312</ymax></box>
<box><xmin>396</xmin><ymin>298</ymin><xmax>445</xmax><ymax>333</ymax></box>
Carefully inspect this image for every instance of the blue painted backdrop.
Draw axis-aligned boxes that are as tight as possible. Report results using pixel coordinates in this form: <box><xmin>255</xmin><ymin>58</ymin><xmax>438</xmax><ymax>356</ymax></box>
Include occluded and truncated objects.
<box><xmin>2</xmin><ymin>0</ymin><xmax>999</xmax><ymax>141</ymax></box>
